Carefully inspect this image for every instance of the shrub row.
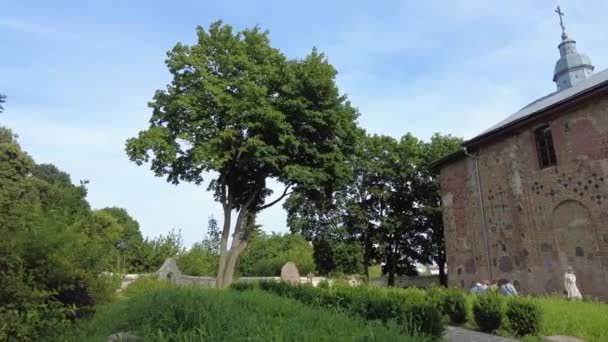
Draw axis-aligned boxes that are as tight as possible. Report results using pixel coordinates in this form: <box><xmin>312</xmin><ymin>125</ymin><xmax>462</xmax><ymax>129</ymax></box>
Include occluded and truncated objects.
<box><xmin>59</xmin><ymin>287</ymin><xmax>423</xmax><ymax>341</ymax></box>
<box><xmin>259</xmin><ymin>281</ymin><xmax>444</xmax><ymax>339</ymax></box>
<box><xmin>472</xmin><ymin>292</ymin><xmax>541</xmax><ymax>336</ymax></box>
<box><xmin>427</xmin><ymin>286</ymin><xmax>467</xmax><ymax>325</ymax></box>
<box><xmin>229</xmin><ymin>281</ymin><xmax>258</xmax><ymax>292</ymax></box>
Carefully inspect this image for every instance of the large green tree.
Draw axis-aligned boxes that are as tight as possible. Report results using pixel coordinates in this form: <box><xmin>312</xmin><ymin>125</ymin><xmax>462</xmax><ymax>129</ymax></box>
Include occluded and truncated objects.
<box><xmin>285</xmin><ymin>134</ymin><xmax>400</xmax><ymax>280</ymax></box>
<box><xmin>126</xmin><ymin>21</ymin><xmax>359</xmax><ymax>287</ymax></box>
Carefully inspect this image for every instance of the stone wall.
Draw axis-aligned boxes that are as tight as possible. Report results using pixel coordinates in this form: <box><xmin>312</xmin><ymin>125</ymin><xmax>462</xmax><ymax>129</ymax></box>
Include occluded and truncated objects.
<box><xmin>370</xmin><ymin>275</ymin><xmax>439</xmax><ymax>288</ymax></box>
<box><xmin>440</xmin><ymin>93</ymin><xmax>608</xmax><ymax>299</ymax></box>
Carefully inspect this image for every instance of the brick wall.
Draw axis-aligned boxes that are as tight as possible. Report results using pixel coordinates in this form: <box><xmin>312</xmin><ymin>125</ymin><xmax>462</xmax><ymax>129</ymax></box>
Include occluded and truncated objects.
<box><xmin>440</xmin><ymin>94</ymin><xmax>608</xmax><ymax>299</ymax></box>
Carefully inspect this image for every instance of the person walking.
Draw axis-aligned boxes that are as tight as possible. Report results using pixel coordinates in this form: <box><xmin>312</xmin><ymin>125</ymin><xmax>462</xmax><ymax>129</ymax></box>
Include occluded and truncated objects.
<box><xmin>564</xmin><ymin>266</ymin><xmax>583</xmax><ymax>300</ymax></box>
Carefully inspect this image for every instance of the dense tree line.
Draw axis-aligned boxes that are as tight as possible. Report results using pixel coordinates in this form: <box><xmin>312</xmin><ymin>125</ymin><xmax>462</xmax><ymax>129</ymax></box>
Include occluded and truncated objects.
<box><xmin>0</xmin><ymin>125</ymin><xmax>120</xmax><ymax>338</ymax></box>
<box><xmin>285</xmin><ymin>133</ymin><xmax>461</xmax><ymax>285</ymax></box>
<box><xmin>0</xmin><ymin>100</ymin><xmax>188</xmax><ymax>338</ymax></box>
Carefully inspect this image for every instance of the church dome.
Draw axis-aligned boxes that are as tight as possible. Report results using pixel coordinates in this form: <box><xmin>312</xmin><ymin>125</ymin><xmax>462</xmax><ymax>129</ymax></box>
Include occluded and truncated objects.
<box><xmin>552</xmin><ymin>7</ymin><xmax>595</xmax><ymax>92</ymax></box>
<box><xmin>553</xmin><ymin>38</ymin><xmax>594</xmax><ymax>89</ymax></box>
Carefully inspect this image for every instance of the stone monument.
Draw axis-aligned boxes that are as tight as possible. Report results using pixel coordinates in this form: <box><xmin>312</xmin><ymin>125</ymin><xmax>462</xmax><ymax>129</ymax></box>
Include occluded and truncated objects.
<box><xmin>280</xmin><ymin>262</ymin><xmax>300</xmax><ymax>284</ymax></box>
<box><xmin>157</xmin><ymin>257</ymin><xmax>182</xmax><ymax>284</ymax></box>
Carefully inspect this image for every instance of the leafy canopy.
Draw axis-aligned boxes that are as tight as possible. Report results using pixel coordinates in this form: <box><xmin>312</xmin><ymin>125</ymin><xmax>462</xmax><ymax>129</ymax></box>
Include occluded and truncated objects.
<box><xmin>125</xmin><ymin>20</ymin><xmax>360</xmax><ymax>211</ymax></box>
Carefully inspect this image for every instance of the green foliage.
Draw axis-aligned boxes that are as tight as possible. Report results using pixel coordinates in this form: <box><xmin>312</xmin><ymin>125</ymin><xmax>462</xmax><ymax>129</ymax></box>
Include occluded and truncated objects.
<box><xmin>472</xmin><ymin>292</ymin><xmax>504</xmax><ymax>333</ymax></box>
<box><xmin>0</xmin><ymin>293</ymin><xmax>72</xmax><ymax>342</ymax></box>
<box><xmin>176</xmin><ymin>217</ymin><xmax>221</xmax><ymax>276</ymax></box>
<box><xmin>199</xmin><ymin>216</ymin><xmax>220</xmax><ymax>255</ymax></box>
<box><xmin>286</xmin><ymin>133</ymin><xmax>463</xmax><ymax>284</ymax></box>
<box><xmin>506</xmin><ymin>296</ymin><xmax>542</xmax><ymax>336</ymax></box>
<box><xmin>121</xmin><ymin>277</ymin><xmax>174</xmax><ymax>298</ymax></box>
<box><xmin>229</xmin><ymin>281</ymin><xmax>257</xmax><ymax>291</ymax></box>
<box><xmin>60</xmin><ymin>288</ymin><xmax>422</xmax><ymax>341</ymax></box>
<box><xmin>368</xmin><ymin>265</ymin><xmax>383</xmax><ymax>279</ymax></box>
<box><xmin>312</xmin><ymin>230</ymin><xmax>363</xmax><ymax>275</ymax></box>
<box><xmin>125</xmin><ymin>20</ymin><xmax>361</xmax><ymax>286</ymax></box>
<box><xmin>0</xmin><ymin>125</ymin><xmax>147</xmax><ymax>339</ymax></box>
<box><xmin>176</xmin><ymin>245</ymin><xmax>217</xmax><ymax>276</ymax></box>
<box><xmin>128</xmin><ymin>229</ymin><xmax>185</xmax><ymax>273</ymax></box>
<box><xmin>238</xmin><ymin>233</ymin><xmax>315</xmax><ymax>276</ymax></box>
<box><xmin>260</xmin><ymin>281</ymin><xmax>444</xmax><ymax>339</ymax></box>
<box><xmin>427</xmin><ymin>286</ymin><xmax>468</xmax><ymax>325</ymax></box>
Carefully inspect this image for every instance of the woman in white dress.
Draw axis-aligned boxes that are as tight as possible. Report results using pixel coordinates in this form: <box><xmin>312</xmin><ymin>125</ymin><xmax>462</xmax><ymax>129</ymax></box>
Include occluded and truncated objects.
<box><xmin>564</xmin><ymin>266</ymin><xmax>582</xmax><ymax>300</ymax></box>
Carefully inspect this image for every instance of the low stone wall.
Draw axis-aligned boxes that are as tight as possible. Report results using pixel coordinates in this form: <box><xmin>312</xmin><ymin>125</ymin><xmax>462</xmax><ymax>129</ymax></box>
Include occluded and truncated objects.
<box><xmin>120</xmin><ymin>273</ymin><xmax>332</xmax><ymax>290</ymax></box>
<box><xmin>179</xmin><ymin>275</ymin><xmax>216</xmax><ymax>288</ymax></box>
<box><xmin>370</xmin><ymin>275</ymin><xmax>439</xmax><ymax>288</ymax></box>
<box><xmin>118</xmin><ymin>259</ymin><xmax>338</xmax><ymax>290</ymax></box>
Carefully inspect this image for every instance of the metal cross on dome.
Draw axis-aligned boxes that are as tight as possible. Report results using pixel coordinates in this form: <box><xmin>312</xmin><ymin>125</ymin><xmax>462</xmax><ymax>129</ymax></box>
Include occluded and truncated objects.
<box><xmin>555</xmin><ymin>5</ymin><xmax>567</xmax><ymax>39</ymax></box>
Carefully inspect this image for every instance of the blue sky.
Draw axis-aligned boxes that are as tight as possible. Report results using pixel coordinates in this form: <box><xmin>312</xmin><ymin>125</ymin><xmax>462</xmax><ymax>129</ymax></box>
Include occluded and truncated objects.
<box><xmin>2</xmin><ymin>0</ymin><xmax>607</xmax><ymax>247</ymax></box>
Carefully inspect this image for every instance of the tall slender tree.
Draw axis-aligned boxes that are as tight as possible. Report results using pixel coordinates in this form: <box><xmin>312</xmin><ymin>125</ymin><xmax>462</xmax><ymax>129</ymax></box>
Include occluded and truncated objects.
<box><xmin>126</xmin><ymin>21</ymin><xmax>359</xmax><ymax>287</ymax></box>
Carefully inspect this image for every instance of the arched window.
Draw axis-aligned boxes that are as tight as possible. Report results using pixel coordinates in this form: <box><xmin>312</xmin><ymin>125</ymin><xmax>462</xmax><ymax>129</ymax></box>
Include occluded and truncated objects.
<box><xmin>534</xmin><ymin>125</ymin><xmax>557</xmax><ymax>168</ymax></box>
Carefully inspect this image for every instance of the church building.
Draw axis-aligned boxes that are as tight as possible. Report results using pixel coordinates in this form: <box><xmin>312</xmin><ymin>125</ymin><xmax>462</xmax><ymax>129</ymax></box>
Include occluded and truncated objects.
<box><xmin>432</xmin><ymin>8</ymin><xmax>608</xmax><ymax>299</ymax></box>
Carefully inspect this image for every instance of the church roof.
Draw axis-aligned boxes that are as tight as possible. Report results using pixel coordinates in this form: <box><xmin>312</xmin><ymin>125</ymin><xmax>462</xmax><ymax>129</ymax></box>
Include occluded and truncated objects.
<box><xmin>432</xmin><ymin>7</ymin><xmax>605</xmax><ymax>170</ymax></box>
<box><xmin>477</xmin><ymin>68</ymin><xmax>608</xmax><ymax>139</ymax></box>
<box><xmin>431</xmin><ymin>68</ymin><xmax>608</xmax><ymax>169</ymax></box>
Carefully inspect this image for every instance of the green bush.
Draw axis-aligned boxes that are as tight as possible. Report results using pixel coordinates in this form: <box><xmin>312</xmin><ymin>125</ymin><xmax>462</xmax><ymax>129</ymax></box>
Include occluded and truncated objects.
<box><xmin>260</xmin><ymin>281</ymin><xmax>444</xmax><ymax>339</ymax></box>
<box><xmin>229</xmin><ymin>281</ymin><xmax>257</xmax><ymax>291</ymax></box>
<box><xmin>0</xmin><ymin>291</ymin><xmax>72</xmax><ymax>342</ymax></box>
<box><xmin>427</xmin><ymin>287</ymin><xmax>467</xmax><ymax>325</ymax></box>
<box><xmin>472</xmin><ymin>292</ymin><xmax>504</xmax><ymax>333</ymax></box>
<box><xmin>121</xmin><ymin>276</ymin><xmax>174</xmax><ymax>298</ymax></box>
<box><xmin>506</xmin><ymin>296</ymin><xmax>541</xmax><ymax>336</ymax></box>
<box><xmin>59</xmin><ymin>287</ymin><xmax>426</xmax><ymax>341</ymax></box>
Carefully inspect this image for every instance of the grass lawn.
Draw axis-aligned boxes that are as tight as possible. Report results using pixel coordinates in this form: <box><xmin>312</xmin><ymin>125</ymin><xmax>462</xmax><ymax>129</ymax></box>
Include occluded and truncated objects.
<box><xmin>464</xmin><ymin>295</ymin><xmax>608</xmax><ymax>342</ymax></box>
<box><xmin>58</xmin><ymin>287</ymin><xmax>427</xmax><ymax>342</ymax></box>
<box><xmin>537</xmin><ymin>296</ymin><xmax>608</xmax><ymax>342</ymax></box>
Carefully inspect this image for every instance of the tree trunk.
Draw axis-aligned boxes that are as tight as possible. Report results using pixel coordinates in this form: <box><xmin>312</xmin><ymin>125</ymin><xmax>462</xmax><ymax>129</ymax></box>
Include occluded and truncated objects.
<box><xmin>216</xmin><ymin>198</ymin><xmax>256</xmax><ymax>288</ymax></box>
<box><xmin>216</xmin><ymin>204</ymin><xmax>232</xmax><ymax>288</ymax></box>
<box><xmin>438</xmin><ymin>261</ymin><xmax>447</xmax><ymax>287</ymax></box>
<box><xmin>387</xmin><ymin>268</ymin><xmax>396</xmax><ymax>287</ymax></box>
<box><xmin>362</xmin><ymin>229</ymin><xmax>370</xmax><ymax>284</ymax></box>
<box><xmin>221</xmin><ymin>239</ymin><xmax>248</xmax><ymax>287</ymax></box>
<box><xmin>387</xmin><ymin>249</ymin><xmax>396</xmax><ymax>287</ymax></box>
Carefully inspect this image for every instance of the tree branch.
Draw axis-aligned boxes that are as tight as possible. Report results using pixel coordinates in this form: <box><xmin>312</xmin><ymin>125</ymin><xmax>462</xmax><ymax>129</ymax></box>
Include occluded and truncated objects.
<box><xmin>258</xmin><ymin>185</ymin><xmax>292</xmax><ymax>211</ymax></box>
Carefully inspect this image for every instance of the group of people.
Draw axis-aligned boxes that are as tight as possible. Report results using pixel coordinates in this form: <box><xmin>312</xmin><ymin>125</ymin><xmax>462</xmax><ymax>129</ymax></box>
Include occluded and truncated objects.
<box><xmin>469</xmin><ymin>279</ymin><xmax>518</xmax><ymax>297</ymax></box>
<box><xmin>468</xmin><ymin>267</ymin><xmax>583</xmax><ymax>300</ymax></box>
